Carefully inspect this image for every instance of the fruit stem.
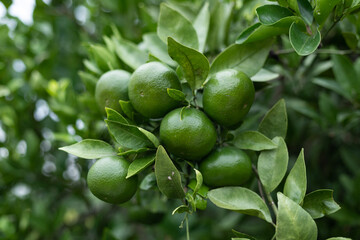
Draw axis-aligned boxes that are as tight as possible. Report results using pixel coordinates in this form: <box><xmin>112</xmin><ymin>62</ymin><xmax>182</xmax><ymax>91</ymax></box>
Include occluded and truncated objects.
<box><xmin>266</xmin><ymin>192</ymin><xmax>278</xmax><ymax>217</ymax></box>
<box><xmin>252</xmin><ymin>164</ymin><xmax>278</xmax><ymax>224</ymax></box>
<box><xmin>252</xmin><ymin>164</ymin><xmax>266</xmax><ymax>201</ymax></box>
<box><xmin>185</xmin><ymin>214</ymin><xmax>190</xmax><ymax>240</ymax></box>
<box><xmin>192</xmin><ymin>93</ymin><xmax>199</xmax><ymax>109</ymax></box>
<box><xmin>257</xmin><ymin>176</ymin><xmax>266</xmax><ymax>203</ymax></box>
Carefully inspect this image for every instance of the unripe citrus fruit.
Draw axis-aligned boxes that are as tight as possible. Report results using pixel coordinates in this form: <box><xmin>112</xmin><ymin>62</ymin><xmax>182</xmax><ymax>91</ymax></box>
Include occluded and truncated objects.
<box><xmin>95</xmin><ymin>70</ymin><xmax>131</xmax><ymax>113</ymax></box>
<box><xmin>128</xmin><ymin>62</ymin><xmax>181</xmax><ymax>118</ymax></box>
<box><xmin>87</xmin><ymin>156</ymin><xmax>138</xmax><ymax>204</ymax></box>
<box><xmin>203</xmin><ymin>69</ymin><xmax>255</xmax><ymax>128</ymax></box>
<box><xmin>159</xmin><ymin>107</ymin><xmax>217</xmax><ymax>161</ymax></box>
<box><xmin>199</xmin><ymin>147</ymin><xmax>252</xmax><ymax>187</ymax></box>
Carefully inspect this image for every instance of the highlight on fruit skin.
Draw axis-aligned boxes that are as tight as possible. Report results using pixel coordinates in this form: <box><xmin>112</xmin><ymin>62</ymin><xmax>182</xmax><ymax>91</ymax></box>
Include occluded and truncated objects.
<box><xmin>159</xmin><ymin>107</ymin><xmax>217</xmax><ymax>161</ymax></box>
<box><xmin>199</xmin><ymin>146</ymin><xmax>252</xmax><ymax>188</ymax></box>
<box><xmin>128</xmin><ymin>61</ymin><xmax>182</xmax><ymax>118</ymax></box>
<box><xmin>95</xmin><ymin>70</ymin><xmax>131</xmax><ymax>114</ymax></box>
<box><xmin>87</xmin><ymin>156</ymin><xmax>138</xmax><ymax>204</ymax></box>
<box><xmin>203</xmin><ymin>69</ymin><xmax>255</xmax><ymax>128</ymax></box>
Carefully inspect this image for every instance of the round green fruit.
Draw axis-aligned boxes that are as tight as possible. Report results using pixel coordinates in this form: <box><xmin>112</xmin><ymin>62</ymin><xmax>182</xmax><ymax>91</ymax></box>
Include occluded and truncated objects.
<box><xmin>159</xmin><ymin>107</ymin><xmax>217</xmax><ymax>161</ymax></box>
<box><xmin>203</xmin><ymin>69</ymin><xmax>255</xmax><ymax>128</ymax></box>
<box><xmin>128</xmin><ymin>62</ymin><xmax>181</xmax><ymax>118</ymax></box>
<box><xmin>87</xmin><ymin>156</ymin><xmax>138</xmax><ymax>204</ymax></box>
<box><xmin>199</xmin><ymin>147</ymin><xmax>252</xmax><ymax>187</ymax></box>
<box><xmin>95</xmin><ymin>70</ymin><xmax>131</xmax><ymax>113</ymax></box>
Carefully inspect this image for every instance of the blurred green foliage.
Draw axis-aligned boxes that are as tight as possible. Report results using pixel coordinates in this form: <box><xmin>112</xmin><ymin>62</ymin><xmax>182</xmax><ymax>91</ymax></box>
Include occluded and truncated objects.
<box><xmin>0</xmin><ymin>0</ymin><xmax>359</xmax><ymax>239</ymax></box>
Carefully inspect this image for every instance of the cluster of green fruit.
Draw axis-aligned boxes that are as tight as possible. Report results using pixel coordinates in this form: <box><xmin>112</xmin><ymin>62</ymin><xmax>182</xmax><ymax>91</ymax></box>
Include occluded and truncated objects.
<box><xmin>88</xmin><ymin>61</ymin><xmax>255</xmax><ymax>204</ymax></box>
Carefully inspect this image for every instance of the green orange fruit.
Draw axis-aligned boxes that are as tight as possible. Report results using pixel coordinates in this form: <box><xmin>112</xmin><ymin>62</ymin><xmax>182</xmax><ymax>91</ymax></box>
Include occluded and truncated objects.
<box><xmin>203</xmin><ymin>69</ymin><xmax>255</xmax><ymax>128</ymax></box>
<box><xmin>95</xmin><ymin>70</ymin><xmax>131</xmax><ymax>113</ymax></box>
<box><xmin>159</xmin><ymin>107</ymin><xmax>217</xmax><ymax>161</ymax></box>
<box><xmin>199</xmin><ymin>147</ymin><xmax>252</xmax><ymax>187</ymax></box>
<box><xmin>87</xmin><ymin>156</ymin><xmax>138</xmax><ymax>204</ymax></box>
<box><xmin>128</xmin><ymin>62</ymin><xmax>181</xmax><ymax>118</ymax></box>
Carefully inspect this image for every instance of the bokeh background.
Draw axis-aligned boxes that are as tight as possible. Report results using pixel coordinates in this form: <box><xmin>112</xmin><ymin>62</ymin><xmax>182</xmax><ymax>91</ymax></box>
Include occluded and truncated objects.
<box><xmin>0</xmin><ymin>0</ymin><xmax>359</xmax><ymax>239</ymax></box>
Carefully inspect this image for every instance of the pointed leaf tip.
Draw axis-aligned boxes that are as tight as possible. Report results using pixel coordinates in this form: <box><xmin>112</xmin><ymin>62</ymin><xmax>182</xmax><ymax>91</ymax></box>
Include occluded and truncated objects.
<box><xmin>155</xmin><ymin>146</ymin><xmax>185</xmax><ymax>199</ymax></box>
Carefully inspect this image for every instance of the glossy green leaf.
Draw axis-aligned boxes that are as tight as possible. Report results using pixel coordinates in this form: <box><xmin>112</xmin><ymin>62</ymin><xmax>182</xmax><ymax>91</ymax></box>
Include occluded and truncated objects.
<box><xmin>167</xmin><ymin>37</ymin><xmax>209</xmax><ymax>91</ymax></box>
<box><xmin>232</xmin><ymin>230</ymin><xmax>257</xmax><ymax>240</ymax></box>
<box><xmin>210</xmin><ymin>41</ymin><xmax>273</xmax><ymax>77</ymax></box>
<box><xmin>167</xmin><ymin>88</ymin><xmax>186</xmax><ymax>102</ymax></box>
<box><xmin>106</xmin><ymin>120</ymin><xmax>152</xmax><ymax>149</ymax></box>
<box><xmin>208</xmin><ymin>187</ymin><xmax>272</xmax><ymax>223</ymax></box>
<box><xmin>313</xmin><ymin>78</ymin><xmax>352</xmax><ymax>101</ymax></box>
<box><xmin>137</xmin><ymin>127</ymin><xmax>160</xmax><ymax>148</ymax></box>
<box><xmin>236</xmin><ymin>23</ymin><xmax>262</xmax><ymax>44</ymax></box>
<box><xmin>314</xmin><ymin>0</ymin><xmax>342</xmax><ymax>26</ymax></box>
<box><xmin>236</xmin><ymin>17</ymin><xmax>301</xmax><ymax>44</ymax></box>
<box><xmin>143</xmin><ymin>33</ymin><xmax>177</xmax><ymax>67</ymax></box>
<box><xmin>148</xmin><ymin>53</ymin><xmax>162</xmax><ymax>63</ymax></box>
<box><xmin>193</xmin><ymin>168</ymin><xmax>203</xmax><ymax>195</ymax></box>
<box><xmin>233</xmin><ymin>131</ymin><xmax>277</xmax><ymax>151</ymax></box>
<box><xmin>283</xmin><ymin>149</ymin><xmax>307</xmax><ymax>204</ymax></box>
<box><xmin>302</xmin><ymin>189</ymin><xmax>341</xmax><ymax>219</ymax></box>
<box><xmin>118</xmin><ymin>148</ymin><xmax>152</xmax><ymax>156</ymax></box>
<box><xmin>188</xmin><ymin>179</ymin><xmax>209</xmax><ymax>198</ymax></box>
<box><xmin>258</xmin><ymin>99</ymin><xmax>288</xmax><ymax>139</ymax></box>
<box><xmin>207</xmin><ymin>1</ymin><xmax>234</xmax><ymax>51</ymax></box>
<box><xmin>90</xmin><ymin>44</ymin><xmax>119</xmax><ymax>71</ymax></box>
<box><xmin>119</xmin><ymin>100</ymin><xmax>135</xmax><ymax>120</ymax></box>
<box><xmin>172</xmin><ymin>205</ymin><xmax>190</xmax><ymax>215</ymax></box>
<box><xmin>59</xmin><ymin>139</ymin><xmax>116</xmax><ymax>159</ymax></box>
<box><xmin>195</xmin><ymin>195</ymin><xmax>207</xmax><ymax>210</ymax></box>
<box><xmin>186</xmin><ymin>192</ymin><xmax>196</xmax><ymax>211</ymax></box>
<box><xmin>348</xmin><ymin>0</ymin><xmax>360</xmax><ymax>13</ymax></box>
<box><xmin>310</xmin><ymin>60</ymin><xmax>333</xmax><ymax>77</ymax></box>
<box><xmin>193</xmin><ymin>2</ymin><xmax>210</xmax><ymax>53</ymax></box>
<box><xmin>258</xmin><ymin>137</ymin><xmax>288</xmax><ymax>193</ymax></box>
<box><xmin>155</xmin><ymin>146</ymin><xmax>185</xmax><ymax>199</ymax></box>
<box><xmin>83</xmin><ymin>59</ymin><xmax>101</xmax><ymax>75</ymax></box>
<box><xmin>78</xmin><ymin>71</ymin><xmax>97</xmax><ymax>93</ymax></box>
<box><xmin>276</xmin><ymin>192</ymin><xmax>318</xmax><ymax>240</ymax></box>
<box><xmin>126</xmin><ymin>155</ymin><xmax>155</xmax><ymax>178</ymax></box>
<box><xmin>334</xmin><ymin>2</ymin><xmax>345</xmax><ymax>19</ymax></box>
<box><xmin>289</xmin><ymin>22</ymin><xmax>321</xmax><ymax>56</ymax></box>
<box><xmin>105</xmin><ymin>107</ymin><xmax>128</xmax><ymax>124</ymax></box>
<box><xmin>287</xmin><ymin>0</ymin><xmax>300</xmax><ymax>14</ymax></box>
<box><xmin>112</xmin><ymin>36</ymin><xmax>148</xmax><ymax>70</ymax></box>
<box><xmin>103</xmin><ymin>35</ymin><xmax>116</xmax><ymax>54</ymax></box>
<box><xmin>332</xmin><ymin>54</ymin><xmax>360</xmax><ymax>99</ymax></box>
<box><xmin>157</xmin><ymin>3</ymin><xmax>199</xmax><ymax>50</ymax></box>
<box><xmin>297</xmin><ymin>0</ymin><xmax>314</xmax><ymax>26</ymax></box>
<box><xmin>163</xmin><ymin>1</ymin><xmax>197</xmax><ymax>21</ymax></box>
<box><xmin>256</xmin><ymin>5</ymin><xmax>293</xmax><ymax>25</ymax></box>
<box><xmin>251</xmin><ymin>68</ymin><xmax>280</xmax><ymax>82</ymax></box>
<box><xmin>342</xmin><ymin>32</ymin><xmax>359</xmax><ymax>50</ymax></box>
<box><xmin>140</xmin><ymin>172</ymin><xmax>157</xmax><ymax>190</ymax></box>
<box><xmin>286</xmin><ymin>98</ymin><xmax>320</xmax><ymax>120</ymax></box>
<box><xmin>319</xmin><ymin>92</ymin><xmax>337</xmax><ymax>124</ymax></box>
<box><xmin>352</xmin><ymin>0</ymin><xmax>360</xmax><ymax>7</ymax></box>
